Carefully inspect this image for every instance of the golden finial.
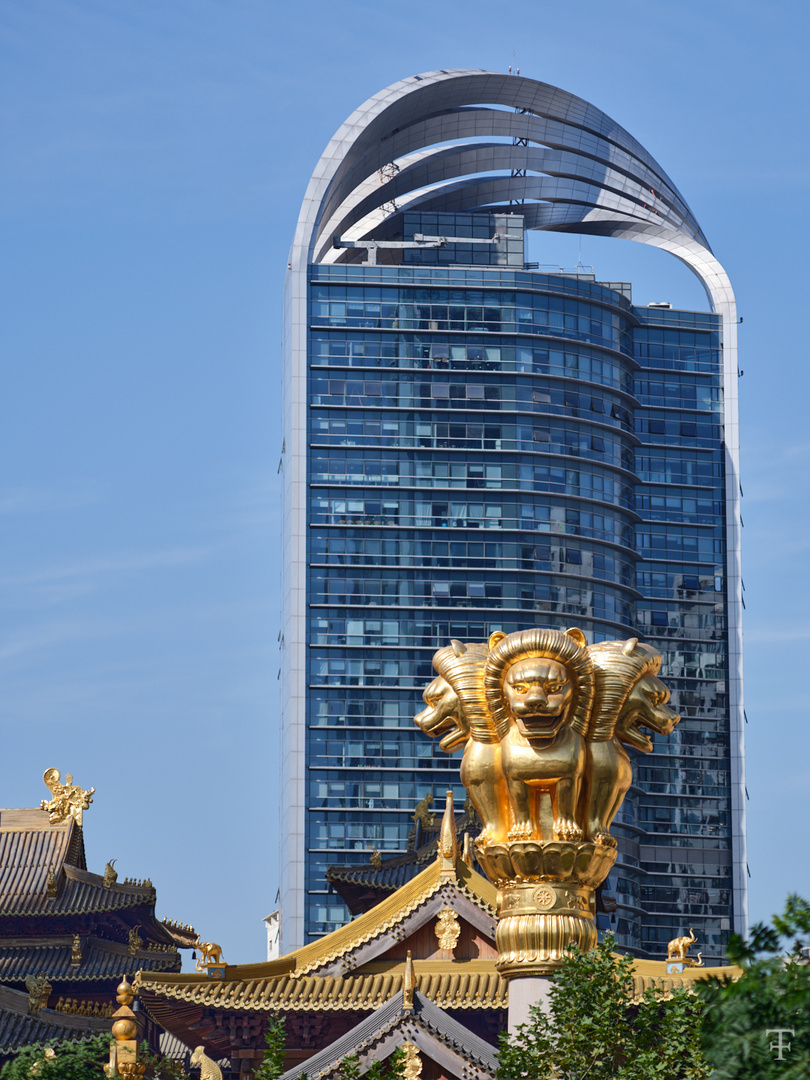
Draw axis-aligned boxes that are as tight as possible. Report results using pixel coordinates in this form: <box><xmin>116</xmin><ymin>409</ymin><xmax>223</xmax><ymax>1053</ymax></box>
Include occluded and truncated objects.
<box><xmin>40</xmin><ymin>769</ymin><xmax>95</xmax><ymax>826</ymax></box>
<box><xmin>70</xmin><ymin>936</ymin><xmax>82</xmax><ymax>966</ymax></box>
<box><xmin>369</xmin><ymin>848</ymin><xmax>382</xmax><ymax>869</ymax></box>
<box><xmin>461</xmin><ymin>831</ymin><xmax>473</xmax><ymax>868</ymax></box>
<box><xmin>46</xmin><ymin>867</ymin><xmax>58</xmax><ymax>898</ymax></box>
<box><xmin>438</xmin><ymin>790</ymin><xmax>457</xmax><ymax>879</ymax></box>
<box><xmin>402</xmin><ymin>950</ymin><xmax>415</xmax><ymax>1010</ymax></box>
<box><xmin>107</xmin><ymin>976</ymin><xmax>145</xmax><ymax>1078</ymax></box>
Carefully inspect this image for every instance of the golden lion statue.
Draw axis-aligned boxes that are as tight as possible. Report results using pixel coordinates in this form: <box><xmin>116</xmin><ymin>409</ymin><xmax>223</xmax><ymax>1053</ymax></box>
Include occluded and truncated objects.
<box><xmin>584</xmin><ymin>637</ymin><xmax>680</xmax><ymax>846</ymax></box>
<box><xmin>414</xmin><ymin>628</ymin><xmax>679</xmax><ymax>849</ymax></box>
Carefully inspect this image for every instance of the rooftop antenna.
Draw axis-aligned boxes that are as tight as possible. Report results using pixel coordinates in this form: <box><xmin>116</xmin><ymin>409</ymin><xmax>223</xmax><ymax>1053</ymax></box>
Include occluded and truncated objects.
<box><xmin>508</xmin><ymin>51</ymin><xmax>520</xmax><ymax>76</ymax></box>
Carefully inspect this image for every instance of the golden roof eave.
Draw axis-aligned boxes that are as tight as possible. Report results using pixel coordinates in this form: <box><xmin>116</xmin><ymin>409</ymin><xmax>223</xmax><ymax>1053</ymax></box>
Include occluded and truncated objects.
<box><xmin>136</xmin><ymin>958</ymin><xmax>507</xmax><ymax>1013</ymax></box>
<box><xmin>628</xmin><ymin>956</ymin><xmax>743</xmax><ymax>1002</ymax></box>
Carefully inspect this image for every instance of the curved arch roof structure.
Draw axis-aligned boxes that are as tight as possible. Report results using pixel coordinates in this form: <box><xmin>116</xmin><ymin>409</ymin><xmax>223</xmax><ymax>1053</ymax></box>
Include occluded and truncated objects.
<box><xmin>281</xmin><ymin>70</ymin><xmax>745</xmax><ymax>953</ymax></box>
<box><xmin>289</xmin><ymin>68</ymin><xmax>735</xmax><ymax>322</ymax></box>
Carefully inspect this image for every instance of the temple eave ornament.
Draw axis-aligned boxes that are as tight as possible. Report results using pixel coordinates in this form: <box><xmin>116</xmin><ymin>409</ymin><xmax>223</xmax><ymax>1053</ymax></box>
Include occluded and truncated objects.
<box><xmin>415</xmin><ymin>627</ymin><xmax>679</xmax><ymax>978</ymax></box>
<box><xmin>40</xmin><ymin>768</ymin><xmax>95</xmax><ymax>826</ymax></box>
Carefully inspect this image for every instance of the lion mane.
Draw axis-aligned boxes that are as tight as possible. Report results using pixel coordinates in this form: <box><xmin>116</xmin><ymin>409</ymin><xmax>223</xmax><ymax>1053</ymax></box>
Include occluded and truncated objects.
<box><xmin>586</xmin><ymin>637</ymin><xmax>662</xmax><ymax>741</ymax></box>
<box><xmin>483</xmin><ymin>627</ymin><xmax>594</xmax><ymax>739</ymax></box>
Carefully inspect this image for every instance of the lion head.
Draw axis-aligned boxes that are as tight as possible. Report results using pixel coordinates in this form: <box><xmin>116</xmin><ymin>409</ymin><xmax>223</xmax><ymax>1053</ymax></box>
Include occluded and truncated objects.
<box><xmin>587</xmin><ymin>637</ymin><xmax>680</xmax><ymax>751</ymax></box>
<box><xmin>414</xmin><ymin>673</ymin><xmax>469</xmax><ymax>752</ymax></box>
<box><xmin>616</xmin><ymin>670</ymin><xmax>680</xmax><ymax>752</ymax></box>
<box><xmin>414</xmin><ymin>639</ymin><xmax>490</xmax><ymax>750</ymax></box>
<box><xmin>483</xmin><ymin>627</ymin><xmax>593</xmax><ymax>741</ymax></box>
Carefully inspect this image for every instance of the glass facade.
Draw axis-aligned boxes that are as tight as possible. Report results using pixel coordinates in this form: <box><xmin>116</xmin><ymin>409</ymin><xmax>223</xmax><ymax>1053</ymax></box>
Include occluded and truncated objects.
<box><xmin>299</xmin><ymin>213</ymin><xmax>736</xmax><ymax>960</ymax></box>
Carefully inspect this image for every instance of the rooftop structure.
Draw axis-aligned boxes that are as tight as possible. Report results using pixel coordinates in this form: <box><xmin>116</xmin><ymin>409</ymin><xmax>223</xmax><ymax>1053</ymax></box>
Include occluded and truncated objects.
<box><xmin>0</xmin><ymin>774</ymin><xmax>196</xmax><ymax>1058</ymax></box>
<box><xmin>138</xmin><ymin>800</ymin><xmax>738</xmax><ymax>1079</ymax></box>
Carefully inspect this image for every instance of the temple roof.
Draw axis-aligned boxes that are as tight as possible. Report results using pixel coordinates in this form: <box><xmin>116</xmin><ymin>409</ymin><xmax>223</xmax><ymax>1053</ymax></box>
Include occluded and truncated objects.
<box><xmin>139</xmin><ymin>958</ymin><xmax>506</xmax><ymax>1015</ymax></box>
<box><xmin>0</xmin><ymin>935</ymin><xmax>180</xmax><ymax>983</ymax></box>
<box><xmin>136</xmin><ymin>852</ymin><xmax>498</xmax><ymax>1012</ymax></box>
<box><xmin>277</xmin><ymin>990</ymin><xmax>498</xmax><ymax>1080</ymax></box>
<box><xmin>0</xmin><ymin>864</ymin><xmax>157</xmax><ymax>920</ymax></box>
<box><xmin>326</xmin><ymin>803</ymin><xmax>483</xmax><ymax>915</ymax></box>
<box><xmin>629</xmin><ymin>957</ymin><xmax>743</xmax><ymax>1001</ymax></box>
<box><xmin>0</xmin><ymin>807</ymin><xmax>195</xmax><ymax>950</ymax></box>
<box><xmin>0</xmin><ymin>984</ymin><xmax>109</xmax><ymax>1055</ymax></box>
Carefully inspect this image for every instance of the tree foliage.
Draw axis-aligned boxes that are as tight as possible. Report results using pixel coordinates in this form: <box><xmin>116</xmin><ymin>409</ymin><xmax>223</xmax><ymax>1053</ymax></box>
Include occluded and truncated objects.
<box><xmin>0</xmin><ymin>1035</ymin><xmax>110</xmax><ymax>1080</ymax></box>
<box><xmin>695</xmin><ymin>894</ymin><xmax>810</xmax><ymax>1079</ymax></box>
<box><xmin>255</xmin><ymin>1017</ymin><xmax>287</xmax><ymax>1080</ymax></box>
<box><xmin>497</xmin><ymin>934</ymin><xmax>709</xmax><ymax>1079</ymax></box>
<box><xmin>338</xmin><ymin>1047</ymin><xmax>405</xmax><ymax>1080</ymax></box>
<box><xmin>0</xmin><ymin>1036</ymin><xmax>185</xmax><ymax>1080</ymax></box>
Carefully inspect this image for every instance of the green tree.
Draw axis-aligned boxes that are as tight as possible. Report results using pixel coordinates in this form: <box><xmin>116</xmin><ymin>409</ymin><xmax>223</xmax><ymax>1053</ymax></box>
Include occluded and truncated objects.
<box><xmin>497</xmin><ymin>934</ymin><xmax>709</xmax><ymax>1079</ymax></box>
<box><xmin>255</xmin><ymin>1016</ymin><xmax>287</xmax><ymax>1080</ymax></box>
<box><xmin>0</xmin><ymin>1035</ymin><xmax>187</xmax><ymax>1080</ymax></box>
<box><xmin>338</xmin><ymin>1046</ymin><xmax>406</xmax><ymax>1080</ymax></box>
<box><xmin>695</xmin><ymin>894</ymin><xmax>810</xmax><ymax>1079</ymax></box>
<box><xmin>0</xmin><ymin>1035</ymin><xmax>110</xmax><ymax>1080</ymax></box>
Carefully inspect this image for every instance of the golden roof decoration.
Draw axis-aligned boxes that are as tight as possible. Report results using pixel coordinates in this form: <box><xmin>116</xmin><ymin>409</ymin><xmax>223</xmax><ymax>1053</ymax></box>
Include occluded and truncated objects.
<box><xmin>438</xmin><ymin>791</ymin><xmax>457</xmax><ymax>879</ymax></box>
<box><xmin>40</xmin><ymin>769</ymin><xmax>94</xmax><ymax>826</ymax></box>
<box><xmin>285</xmin><ymin>854</ymin><xmax>496</xmax><ymax>977</ymax></box>
<box><xmin>134</xmin><ymin>960</ymin><xmax>508</xmax><ymax>1013</ymax></box>
<box><xmin>402</xmin><ymin>951</ymin><xmax>415</xmax><ymax>1010</ymax></box>
<box><xmin>401</xmin><ymin>1042</ymin><xmax>422</xmax><ymax>1080</ymax></box>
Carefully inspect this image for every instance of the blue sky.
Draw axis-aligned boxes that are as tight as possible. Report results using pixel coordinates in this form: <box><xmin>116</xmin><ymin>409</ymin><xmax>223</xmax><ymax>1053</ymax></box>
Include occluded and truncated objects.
<box><xmin>1</xmin><ymin>0</ymin><xmax>808</xmax><ymax>962</ymax></box>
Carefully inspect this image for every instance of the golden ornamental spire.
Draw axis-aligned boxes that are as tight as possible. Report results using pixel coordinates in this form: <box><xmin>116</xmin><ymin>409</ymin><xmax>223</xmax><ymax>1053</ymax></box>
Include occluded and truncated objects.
<box><xmin>402</xmin><ymin>950</ymin><xmax>415</xmax><ymax>1010</ymax></box>
<box><xmin>106</xmin><ymin>977</ymin><xmax>144</xmax><ymax>1079</ymax></box>
<box><xmin>438</xmin><ymin>790</ymin><xmax>457</xmax><ymax>879</ymax></box>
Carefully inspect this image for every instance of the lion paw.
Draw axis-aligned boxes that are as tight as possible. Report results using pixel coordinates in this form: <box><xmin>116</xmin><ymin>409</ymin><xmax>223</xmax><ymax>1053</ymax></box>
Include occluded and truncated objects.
<box><xmin>591</xmin><ymin>828</ymin><xmax>617</xmax><ymax>848</ymax></box>
<box><xmin>508</xmin><ymin>822</ymin><xmax>534</xmax><ymax>842</ymax></box>
<box><xmin>553</xmin><ymin>818</ymin><xmax>584</xmax><ymax>842</ymax></box>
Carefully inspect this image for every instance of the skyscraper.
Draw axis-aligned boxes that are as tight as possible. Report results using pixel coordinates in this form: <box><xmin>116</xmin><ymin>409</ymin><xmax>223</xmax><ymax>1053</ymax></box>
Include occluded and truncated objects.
<box><xmin>280</xmin><ymin>70</ymin><xmax>745</xmax><ymax>962</ymax></box>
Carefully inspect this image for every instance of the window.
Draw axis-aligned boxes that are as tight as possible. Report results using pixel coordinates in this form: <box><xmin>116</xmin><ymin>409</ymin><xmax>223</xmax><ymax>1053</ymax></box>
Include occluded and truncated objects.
<box><xmin>432</xmin><ymin>384</ymin><xmax>450</xmax><ymax>398</ymax></box>
<box><xmin>533</xmin><ymin>428</ymin><xmax>551</xmax><ymax>442</ymax></box>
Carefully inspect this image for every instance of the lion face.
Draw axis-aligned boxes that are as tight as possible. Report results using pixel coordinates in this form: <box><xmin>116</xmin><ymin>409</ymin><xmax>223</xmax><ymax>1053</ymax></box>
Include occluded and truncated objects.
<box><xmin>616</xmin><ymin>673</ymin><xmax>680</xmax><ymax>752</ymax></box>
<box><xmin>414</xmin><ymin>675</ymin><xmax>470</xmax><ymax>752</ymax></box>
<box><xmin>502</xmin><ymin>657</ymin><xmax>574</xmax><ymax>741</ymax></box>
